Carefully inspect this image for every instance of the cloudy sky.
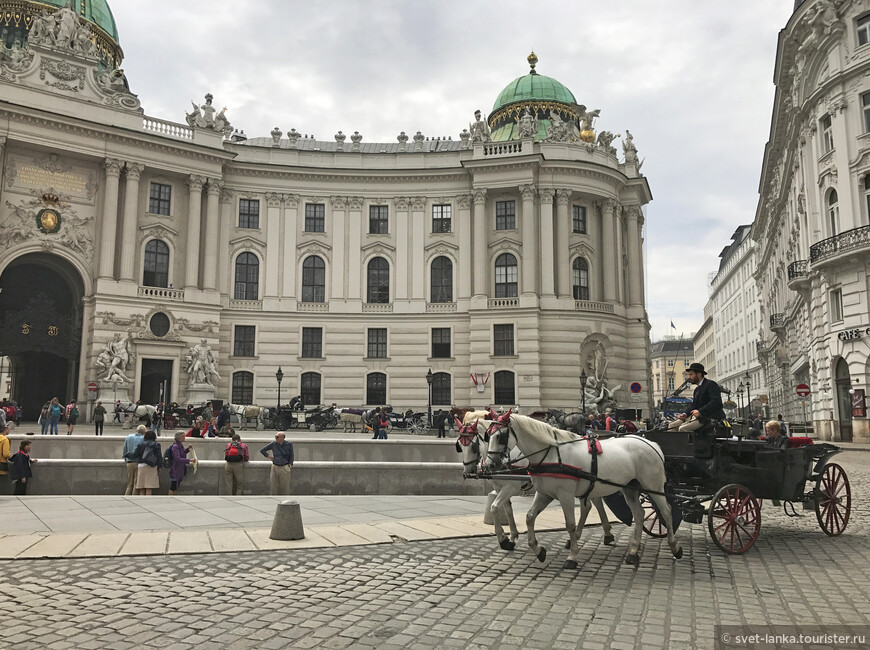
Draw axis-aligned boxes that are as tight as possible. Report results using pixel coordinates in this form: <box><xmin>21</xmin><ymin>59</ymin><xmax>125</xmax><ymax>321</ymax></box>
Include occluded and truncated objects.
<box><xmin>112</xmin><ymin>0</ymin><xmax>793</xmax><ymax>341</ymax></box>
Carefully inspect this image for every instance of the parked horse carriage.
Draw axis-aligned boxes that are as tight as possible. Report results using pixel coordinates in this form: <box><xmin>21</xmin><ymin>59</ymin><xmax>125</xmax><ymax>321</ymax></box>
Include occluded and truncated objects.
<box><xmin>637</xmin><ymin>425</ymin><xmax>851</xmax><ymax>554</ymax></box>
<box><xmin>385</xmin><ymin>409</ymin><xmax>428</xmax><ymax>434</ymax></box>
<box><xmin>272</xmin><ymin>404</ymin><xmax>338</xmax><ymax>431</ymax></box>
<box><xmin>165</xmin><ymin>402</ymin><xmax>212</xmax><ymax>428</ymax></box>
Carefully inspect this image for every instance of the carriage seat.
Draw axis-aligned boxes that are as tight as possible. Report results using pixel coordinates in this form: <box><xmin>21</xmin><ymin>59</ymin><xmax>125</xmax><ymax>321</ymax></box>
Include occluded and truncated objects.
<box><xmin>758</xmin><ymin>436</ymin><xmax>813</xmax><ymax>448</ymax></box>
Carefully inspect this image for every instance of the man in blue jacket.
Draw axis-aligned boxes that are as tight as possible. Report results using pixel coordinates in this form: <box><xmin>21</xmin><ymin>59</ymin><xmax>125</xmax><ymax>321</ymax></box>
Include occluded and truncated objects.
<box><xmin>260</xmin><ymin>432</ymin><xmax>294</xmax><ymax>495</ymax></box>
<box><xmin>677</xmin><ymin>363</ymin><xmax>725</xmax><ymax>432</ymax></box>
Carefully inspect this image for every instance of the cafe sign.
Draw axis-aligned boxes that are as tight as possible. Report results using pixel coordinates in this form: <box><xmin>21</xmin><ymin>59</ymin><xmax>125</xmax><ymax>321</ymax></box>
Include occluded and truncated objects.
<box><xmin>837</xmin><ymin>326</ymin><xmax>870</xmax><ymax>342</ymax></box>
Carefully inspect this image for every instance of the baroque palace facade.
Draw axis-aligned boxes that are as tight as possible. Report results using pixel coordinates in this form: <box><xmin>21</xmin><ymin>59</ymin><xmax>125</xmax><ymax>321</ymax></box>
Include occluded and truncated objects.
<box><xmin>754</xmin><ymin>0</ymin><xmax>870</xmax><ymax>442</ymax></box>
<box><xmin>0</xmin><ymin>1</ymin><xmax>652</xmax><ymax>418</ymax></box>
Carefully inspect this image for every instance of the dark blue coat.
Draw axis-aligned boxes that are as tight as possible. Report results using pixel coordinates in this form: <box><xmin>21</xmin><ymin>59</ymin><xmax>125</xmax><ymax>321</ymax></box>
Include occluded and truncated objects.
<box><xmin>686</xmin><ymin>378</ymin><xmax>726</xmax><ymax>421</ymax></box>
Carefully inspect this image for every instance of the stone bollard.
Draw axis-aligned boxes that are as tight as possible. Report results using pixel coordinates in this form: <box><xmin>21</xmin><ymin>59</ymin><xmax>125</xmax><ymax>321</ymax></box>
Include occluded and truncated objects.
<box><xmin>483</xmin><ymin>490</ymin><xmax>510</xmax><ymax>526</ymax></box>
<box><xmin>270</xmin><ymin>500</ymin><xmax>305</xmax><ymax>540</ymax></box>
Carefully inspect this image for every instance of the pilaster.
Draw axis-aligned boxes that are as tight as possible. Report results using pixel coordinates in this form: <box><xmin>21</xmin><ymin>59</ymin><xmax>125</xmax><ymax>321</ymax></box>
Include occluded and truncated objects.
<box><xmin>218</xmin><ymin>187</ymin><xmax>234</xmax><ymax>296</ymax></box>
<box><xmin>626</xmin><ymin>205</ymin><xmax>643</xmax><ymax>306</ymax></box>
<box><xmin>411</xmin><ymin>196</ymin><xmax>425</xmax><ymax>301</ymax></box>
<box><xmin>184</xmin><ymin>175</ymin><xmax>205</xmax><ymax>289</ymax></box>
<box><xmin>472</xmin><ymin>188</ymin><xmax>488</xmax><ymax>299</ymax></box>
<box><xmin>394</xmin><ymin>197</ymin><xmax>410</xmax><ymax>301</ymax></box>
<box><xmin>263</xmin><ymin>192</ymin><xmax>281</xmax><ymax>298</ymax></box>
<box><xmin>282</xmin><ymin>194</ymin><xmax>300</xmax><ymax>300</ymax></box>
<box><xmin>347</xmin><ymin>197</ymin><xmax>363</xmax><ymax>300</ymax></box>
<box><xmin>98</xmin><ymin>158</ymin><xmax>123</xmax><ymax>279</ymax></box>
<box><xmin>602</xmin><ymin>199</ymin><xmax>617</xmax><ymax>302</ymax></box>
<box><xmin>202</xmin><ymin>179</ymin><xmax>222</xmax><ymax>291</ymax></box>
<box><xmin>555</xmin><ymin>189</ymin><xmax>571</xmax><ymax>297</ymax></box>
<box><xmin>330</xmin><ymin>196</ymin><xmax>347</xmax><ymax>300</ymax></box>
<box><xmin>539</xmin><ymin>188</ymin><xmax>556</xmax><ymax>297</ymax></box>
<box><xmin>457</xmin><ymin>194</ymin><xmax>473</xmax><ymax>301</ymax></box>
<box><xmin>119</xmin><ymin>162</ymin><xmax>143</xmax><ymax>282</ymax></box>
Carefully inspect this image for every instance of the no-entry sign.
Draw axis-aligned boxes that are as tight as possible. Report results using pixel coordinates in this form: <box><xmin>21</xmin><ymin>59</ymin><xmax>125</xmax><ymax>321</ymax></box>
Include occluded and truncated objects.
<box><xmin>796</xmin><ymin>383</ymin><xmax>810</xmax><ymax>397</ymax></box>
<box><xmin>87</xmin><ymin>382</ymin><xmax>98</xmax><ymax>392</ymax></box>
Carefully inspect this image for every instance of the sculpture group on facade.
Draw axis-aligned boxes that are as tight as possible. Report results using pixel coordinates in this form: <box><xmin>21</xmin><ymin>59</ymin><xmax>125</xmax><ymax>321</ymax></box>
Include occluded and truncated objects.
<box><xmin>0</xmin><ymin>39</ymin><xmax>34</xmax><ymax>74</ymax></box>
<box><xmin>517</xmin><ymin>107</ymin><xmax>538</xmax><ymax>138</ymax></box>
<box><xmin>581</xmin><ymin>340</ymin><xmax>622</xmax><ymax>412</ymax></box>
<box><xmin>96</xmin><ymin>331</ymin><xmax>133</xmax><ymax>383</ymax></box>
<box><xmin>185</xmin><ymin>339</ymin><xmax>220</xmax><ymax>387</ymax></box>
<box><xmin>469</xmin><ymin>110</ymin><xmax>491</xmax><ymax>143</ymax></box>
<box><xmin>28</xmin><ymin>1</ymin><xmax>97</xmax><ymax>57</ymax></box>
<box><xmin>186</xmin><ymin>94</ymin><xmax>233</xmax><ymax>136</ymax></box>
<box><xmin>1</xmin><ymin>198</ymin><xmax>94</xmax><ymax>257</ymax></box>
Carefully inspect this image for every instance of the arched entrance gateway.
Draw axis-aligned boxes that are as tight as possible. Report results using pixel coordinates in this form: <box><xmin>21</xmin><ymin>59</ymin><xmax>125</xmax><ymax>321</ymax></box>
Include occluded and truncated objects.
<box><xmin>0</xmin><ymin>253</ymin><xmax>86</xmax><ymax>420</ymax></box>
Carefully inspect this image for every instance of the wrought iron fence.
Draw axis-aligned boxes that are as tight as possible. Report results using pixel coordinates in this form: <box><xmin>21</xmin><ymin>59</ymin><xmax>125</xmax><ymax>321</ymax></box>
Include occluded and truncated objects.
<box><xmin>810</xmin><ymin>225</ymin><xmax>870</xmax><ymax>263</ymax></box>
<box><xmin>787</xmin><ymin>259</ymin><xmax>808</xmax><ymax>281</ymax></box>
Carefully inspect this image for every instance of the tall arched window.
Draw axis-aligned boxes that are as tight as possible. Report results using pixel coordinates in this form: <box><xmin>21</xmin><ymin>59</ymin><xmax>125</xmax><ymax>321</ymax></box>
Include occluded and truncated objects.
<box><xmin>231</xmin><ymin>371</ymin><xmax>254</xmax><ymax>404</ymax></box>
<box><xmin>494</xmin><ymin>370</ymin><xmax>515</xmax><ymax>405</ymax></box>
<box><xmin>430</xmin><ymin>256</ymin><xmax>453</xmax><ymax>303</ymax></box>
<box><xmin>234</xmin><ymin>252</ymin><xmax>259</xmax><ymax>300</ymax></box>
<box><xmin>432</xmin><ymin>372</ymin><xmax>451</xmax><ymax>405</ymax></box>
<box><xmin>143</xmin><ymin>239</ymin><xmax>169</xmax><ymax>288</ymax></box>
<box><xmin>366</xmin><ymin>372</ymin><xmax>387</xmax><ymax>405</ymax></box>
<box><xmin>494</xmin><ymin>253</ymin><xmax>518</xmax><ymax>298</ymax></box>
<box><xmin>367</xmin><ymin>257</ymin><xmax>390</xmax><ymax>303</ymax></box>
<box><xmin>302</xmin><ymin>255</ymin><xmax>326</xmax><ymax>302</ymax></box>
<box><xmin>828</xmin><ymin>189</ymin><xmax>839</xmax><ymax>236</ymax></box>
<box><xmin>301</xmin><ymin>372</ymin><xmax>321</xmax><ymax>406</ymax></box>
<box><xmin>572</xmin><ymin>257</ymin><xmax>590</xmax><ymax>300</ymax></box>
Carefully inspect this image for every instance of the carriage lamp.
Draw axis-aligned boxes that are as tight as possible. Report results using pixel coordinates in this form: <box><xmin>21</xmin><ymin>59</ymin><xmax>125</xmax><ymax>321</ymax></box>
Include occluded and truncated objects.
<box><xmin>276</xmin><ymin>366</ymin><xmax>284</xmax><ymax>411</ymax></box>
<box><xmin>426</xmin><ymin>368</ymin><xmax>434</xmax><ymax>429</ymax></box>
<box><xmin>580</xmin><ymin>369</ymin><xmax>588</xmax><ymax>414</ymax></box>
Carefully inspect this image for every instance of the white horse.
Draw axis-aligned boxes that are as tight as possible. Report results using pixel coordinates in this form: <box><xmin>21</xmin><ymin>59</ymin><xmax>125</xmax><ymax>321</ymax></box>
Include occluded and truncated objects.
<box><xmin>484</xmin><ymin>412</ymin><xmax>682</xmax><ymax>569</ymax></box>
<box><xmin>461</xmin><ymin>409</ymin><xmax>490</xmax><ymax>425</ymax></box>
<box><xmin>457</xmin><ymin>418</ymin><xmax>614</xmax><ymax>552</ymax></box>
<box><xmin>118</xmin><ymin>402</ymin><xmax>158</xmax><ymax>426</ymax></box>
<box><xmin>340</xmin><ymin>408</ymin><xmax>370</xmax><ymax>433</ymax></box>
<box><xmin>228</xmin><ymin>404</ymin><xmax>266</xmax><ymax>430</ymax></box>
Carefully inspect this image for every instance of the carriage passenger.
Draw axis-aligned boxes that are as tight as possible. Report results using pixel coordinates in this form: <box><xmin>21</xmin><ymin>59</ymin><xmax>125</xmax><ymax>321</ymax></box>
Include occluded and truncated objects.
<box><xmin>764</xmin><ymin>420</ymin><xmax>789</xmax><ymax>450</ymax></box>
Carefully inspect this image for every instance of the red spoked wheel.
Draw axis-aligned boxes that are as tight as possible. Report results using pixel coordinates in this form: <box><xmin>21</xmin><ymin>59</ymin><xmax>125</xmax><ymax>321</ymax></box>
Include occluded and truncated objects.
<box><xmin>707</xmin><ymin>484</ymin><xmax>761</xmax><ymax>554</ymax></box>
<box><xmin>815</xmin><ymin>463</ymin><xmax>851</xmax><ymax>536</ymax></box>
<box><xmin>640</xmin><ymin>492</ymin><xmax>668</xmax><ymax>538</ymax></box>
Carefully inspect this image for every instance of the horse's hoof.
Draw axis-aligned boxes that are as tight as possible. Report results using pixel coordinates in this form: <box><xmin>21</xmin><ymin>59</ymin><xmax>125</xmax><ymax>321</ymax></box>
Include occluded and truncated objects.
<box><xmin>564</xmin><ymin>539</ymin><xmax>571</xmax><ymax>549</ymax></box>
<box><xmin>673</xmin><ymin>547</ymin><xmax>683</xmax><ymax>560</ymax></box>
<box><xmin>499</xmin><ymin>539</ymin><xmax>515</xmax><ymax>551</ymax></box>
<box><xmin>563</xmin><ymin>559</ymin><xmax>578</xmax><ymax>570</ymax></box>
<box><xmin>537</xmin><ymin>548</ymin><xmax>547</xmax><ymax>563</ymax></box>
<box><xmin>624</xmin><ymin>553</ymin><xmax>639</xmax><ymax>566</ymax></box>
<box><xmin>604</xmin><ymin>534</ymin><xmax>615</xmax><ymax>546</ymax></box>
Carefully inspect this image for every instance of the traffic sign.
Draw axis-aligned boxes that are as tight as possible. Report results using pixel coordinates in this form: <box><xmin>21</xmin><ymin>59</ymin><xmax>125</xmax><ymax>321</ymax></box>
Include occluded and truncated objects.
<box><xmin>87</xmin><ymin>382</ymin><xmax>98</xmax><ymax>392</ymax></box>
<box><xmin>796</xmin><ymin>383</ymin><xmax>810</xmax><ymax>397</ymax></box>
<box><xmin>630</xmin><ymin>382</ymin><xmax>642</xmax><ymax>394</ymax></box>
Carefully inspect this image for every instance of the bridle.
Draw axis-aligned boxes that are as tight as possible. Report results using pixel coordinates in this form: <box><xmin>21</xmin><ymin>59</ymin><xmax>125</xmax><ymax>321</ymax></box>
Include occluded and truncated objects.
<box><xmin>484</xmin><ymin>418</ymin><xmax>515</xmax><ymax>469</ymax></box>
<box><xmin>456</xmin><ymin>422</ymin><xmax>484</xmax><ymax>476</ymax></box>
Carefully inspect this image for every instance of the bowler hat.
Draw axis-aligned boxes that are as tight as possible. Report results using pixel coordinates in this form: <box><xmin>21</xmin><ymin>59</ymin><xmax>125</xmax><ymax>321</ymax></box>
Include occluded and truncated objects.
<box><xmin>686</xmin><ymin>363</ymin><xmax>707</xmax><ymax>375</ymax></box>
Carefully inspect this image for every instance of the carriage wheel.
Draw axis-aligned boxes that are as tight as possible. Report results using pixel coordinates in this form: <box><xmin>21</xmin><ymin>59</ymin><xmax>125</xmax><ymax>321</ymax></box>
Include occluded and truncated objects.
<box><xmin>815</xmin><ymin>463</ymin><xmax>851</xmax><ymax>536</ymax></box>
<box><xmin>640</xmin><ymin>492</ymin><xmax>668</xmax><ymax>538</ymax></box>
<box><xmin>707</xmin><ymin>484</ymin><xmax>761</xmax><ymax>554</ymax></box>
<box><xmin>407</xmin><ymin>418</ymin><xmax>423</xmax><ymax>435</ymax></box>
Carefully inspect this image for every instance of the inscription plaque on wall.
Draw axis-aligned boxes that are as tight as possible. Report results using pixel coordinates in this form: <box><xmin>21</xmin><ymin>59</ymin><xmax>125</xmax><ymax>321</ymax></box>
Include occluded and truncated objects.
<box><xmin>5</xmin><ymin>153</ymin><xmax>96</xmax><ymax>204</ymax></box>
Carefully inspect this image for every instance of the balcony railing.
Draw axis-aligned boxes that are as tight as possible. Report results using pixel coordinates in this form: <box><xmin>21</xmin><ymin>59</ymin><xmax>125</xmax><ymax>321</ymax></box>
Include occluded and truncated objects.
<box><xmin>810</xmin><ymin>225</ymin><xmax>870</xmax><ymax>264</ymax></box>
<box><xmin>488</xmin><ymin>297</ymin><xmax>519</xmax><ymax>309</ymax></box>
<box><xmin>298</xmin><ymin>302</ymin><xmax>328</xmax><ymax>312</ymax></box>
<box><xmin>229</xmin><ymin>299</ymin><xmax>263</xmax><ymax>311</ymax></box>
<box><xmin>770</xmin><ymin>313</ymin><xmax>785</xmax><ymax>331</ymax></box>
<box><xmin>787</xmin><ymin>260</ymin><xmax>808</xmax><ymax>282</ymax></box>
<box><xmin>142</xmin><ymin>116</ymin><xmax>193</xmax><ymax>140</ymax></box>
<box><xmin>363</xmin><ymin>303</ymin><xmax>393</xmax><ymax>313</ymax></box>
<box><xmin>575</xmin><ymin>300</ymin><xmax>615</xmax><ymax>314</ymax></box>
<box><xmin>426</xmin><ymin>302</ymin><xmax>457</xmax><ymax>313</ymax></box>
<box><xmin>483</xmin><ymin>142</ymin><xmax>523</xmax><ymax>156</ymax></box>
<box><xmin>138</xmin><ymin>286</ymin><xmax>185</xmax><ymax>301</ymax></box>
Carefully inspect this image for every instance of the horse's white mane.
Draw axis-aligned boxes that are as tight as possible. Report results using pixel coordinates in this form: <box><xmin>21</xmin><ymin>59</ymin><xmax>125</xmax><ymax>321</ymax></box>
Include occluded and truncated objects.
<box><xmin>462</xmin><ymin>410</ymin><xmax>490</xmax><ymax>425</ymax></box>
<box><xmin>510</xmin><ymin>414</ymin><xmax>579</xmax><ymax>445</ymax></box>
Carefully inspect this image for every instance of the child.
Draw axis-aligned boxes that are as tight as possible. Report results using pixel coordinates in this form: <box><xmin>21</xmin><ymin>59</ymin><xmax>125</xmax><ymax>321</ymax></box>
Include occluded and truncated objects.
<box><xmin>10</xmin><ymin>440</ymin><xmax>38</xmax><ymax>495</ymax></box>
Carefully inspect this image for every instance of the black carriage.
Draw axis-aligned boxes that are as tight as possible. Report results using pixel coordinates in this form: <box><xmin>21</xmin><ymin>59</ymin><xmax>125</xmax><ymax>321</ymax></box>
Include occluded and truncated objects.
<box><xmin>271</xmin><ymin>404</ymin><xmax>338</xmax><ymax>431</ymax></box>
<box><xmin>637</xmin><ymin>425</ymin><xmax>851</xmax><ymax>554</ymax></box>
<box><xmin>384</xmin><ymin>408</ymin><xmax>427</xmax><ymax>434</ymax></box>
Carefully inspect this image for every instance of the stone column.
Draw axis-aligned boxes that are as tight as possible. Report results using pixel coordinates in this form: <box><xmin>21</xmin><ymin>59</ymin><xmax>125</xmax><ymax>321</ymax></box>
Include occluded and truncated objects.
<box><xmin>520</xmin><ymin>184</ymin><xmax>537</xmax><ymax>295</ymax></box>
<box><xmin>539</xmin><ymin>188</ymin><xmax>556</xmax><ymax>297</ymax></box>
<box><xmin>347</xmin><ymin>197</ymin><xmax>363</xmax><ymax>300</ymax></box>
<box><xmin>218</xmin><ymin>187</ymin><xmax>234</xmax><ymax>296</ymax></box>
<box><xmin>457</xmin><ymin>194</ymin><xmax>472</xmax><ymax>299</ymax></box>
<box><xmin>282</xmin><ymin>195</ymin><xmax>300</xmax><ymax>299</ymax></box>
<box><xmin>263</xmin><ymin>192</ymin><xmax>281</xmax><ymax>298</ymax></box>
<box><xmin>555</xmin><ymin>189</ymin><xmax>572</xmax><ymax>297</ymax></box>
<box><xmin>602</xmin><ymin>199</ymin><xmax>617</xmax><ymax>302</ymax></box>
<box><xmin>98</xmin><ymin>158</ymin><xmax>123</xmax><ymax>279</ymax></box>
<box><xmin>626</xmin><ymin>205</ymin><xmax>643</xmax><ymax>306</ymax></box>
<box><xmin>119</xmin><ymin>162</ymin><xmax>143</xmax><ymax>282</ymax></box>
<box><xmin>330</xmin><ymin>196</ymin><xmax>347</xmax><ymax>300</ymax></box>
<box><xmin>394</xmin><ymin>197</ymin><xmax>410</xmax><ymax>300</ymax></box>
<box><xmin>472</xmin><ymin>189</ymin><xmax>487</xmax><ymax>297</ymax></box>
<box><xmin>202</xmin><ymin>179</ymin><xmax>222</xmax><ymax>291</ymax></box>
<box><xmin>184</xmin><ymin>175</ymin><xmax>205</xmax><ymax>289</ymax></box>
<box><xmin>411</xmin><ymin>197</ymin><xmax>425</xmax><ymax>300</ymax></box>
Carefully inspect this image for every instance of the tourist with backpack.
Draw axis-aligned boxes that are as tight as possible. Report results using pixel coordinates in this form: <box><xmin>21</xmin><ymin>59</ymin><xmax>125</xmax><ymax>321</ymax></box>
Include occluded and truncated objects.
<box><xmin>38</xmin><ymin>402</ymin><xmax>50</xmax><ymax>435</ymax></box>
<box><xmin>0</xmin><ymin>424</ymin><xmax>11</xmax><ymax>486</ymax></box>
<box><xmin>65</xmin><ymin>399</ymin><xmax>79</xmax><ymax>435</ymax></box>
<box><xmin>224</xmin><ymin>433</ymin><xmax>249</xmax><ymax>495</ymax></box>
<box><xmin>48</xmin><ymin>397</ymin><xmax>63</xmax><ymax>435</ymax></box>
<box><xmin>167</xmin><ymin>431</ymin><xmax>194</xmax><ymax>495</ymax></box>
<box><xmin>10</xmin><ymin>440</ymin><xmax>38</xmax><ymax>495</ymax></box>
<box><xmin>133</xmin><ymin>429</ymin><xmax>161</xmax><ymax>495</ymax></box>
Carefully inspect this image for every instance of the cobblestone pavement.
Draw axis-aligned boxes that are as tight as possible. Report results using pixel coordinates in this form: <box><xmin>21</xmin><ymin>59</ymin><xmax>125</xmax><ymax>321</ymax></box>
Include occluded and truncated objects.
<box><xmin>4</xmin><ymin>454</ymin><xmax>869</xmax><ymax>650</ymax></box>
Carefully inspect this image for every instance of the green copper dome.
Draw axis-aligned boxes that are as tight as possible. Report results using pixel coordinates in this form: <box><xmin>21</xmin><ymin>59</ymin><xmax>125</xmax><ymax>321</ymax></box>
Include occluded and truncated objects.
<box><xmin>36</xmin><ymin>0</ymin><xmax>119</xmax><ymax>41</ymax></box>
<box><xmin>491</xmin><ymin>72</ymin><xmax>576</xmax><ymax>114</ymax></box>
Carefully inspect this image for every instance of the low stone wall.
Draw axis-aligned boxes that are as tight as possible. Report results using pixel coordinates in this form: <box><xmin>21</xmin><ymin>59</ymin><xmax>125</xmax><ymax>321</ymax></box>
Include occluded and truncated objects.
<box><xmin>17</xmin><ymin>459</ymin><xmax>486</xmax><ymax>496</ymax></box>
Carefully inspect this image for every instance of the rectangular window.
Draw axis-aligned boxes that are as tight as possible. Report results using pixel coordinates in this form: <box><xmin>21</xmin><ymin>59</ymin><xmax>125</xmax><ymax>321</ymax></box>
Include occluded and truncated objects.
<box><xmin>431</xmin><ymin>328</ymin><xmax>451</xmax><ymax>358</ymax></box>
<box><xmin>667</xmin><ymin>360</ymin><xmax>675</xmax><ymax>367</ymax></box>
<box><xmin>369</xmin><ymin>205</ymin><xmax>388</xmax><ymax>234</ymax></box>
<box><xmin>239</xmin><ymin>199</ymin><xmax>260</xmax><ymax>229</ymax></box>
<box><xmin>233</xmin><ymin>325</ymin><xmax>255</xmax><ymax>357</ymax></box>
<box><xmin>863</xmin><ymin>93</ymin><xmax>870</xmax><ymax>133</ymax></box>
<box><xmin>859</xmin><ymin>14</ymin><xmax>870</xmax><ymax>46</ymax></box>
<box><xmin>305</xmin><ymin>203</ymin><xmax>325</xmax><ymax>232</ymax></box>
<box><xmin>668</xmin><ymin>376</ymin><xmax>675</xmax><ymax>391</ymax></box>
<box><xmin>821</xmin><ymin>115</ymin><xmax>834</xmax><ymax>153</ymax></box>
<box><xmin>493</xmin><ymin>324</ymin><xmax>514</xmax><ymax>356</ymax></box>
<box><xmin>831</xmin><ymin>288</ymin><xmax>844</xmax><ymax>322</ymax></box>
<box><xmin>301</xmin><ymin>327</ymin><xmax>322</xmax><ymax>358</ymax></box>
<box><xmin>432</xmin><ymin>204</ymin><xmax>452</xmax><ymax>233</ymax></box>
<box><xmin>367</xmin><ymin>328</ymin><xmax>387</xmax><ymax>359</ymax></box>
<box><xmin>495</xmin><ymin>200</ymin><xmax>516</xmax><ymax>230</ymax></box>
<box><xmin>572</xmin><ymin>205</ymin><xmax>587</xmax><ymax>234</ymax></box>
<box><xmin>148</xmin><ymin>183</ymin><xmax>171</xmax><ymax>216</ymax></box>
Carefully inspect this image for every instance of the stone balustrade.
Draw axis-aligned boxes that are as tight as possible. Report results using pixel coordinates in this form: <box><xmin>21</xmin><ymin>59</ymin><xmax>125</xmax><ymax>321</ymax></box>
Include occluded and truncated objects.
<box><xmin>574</xmin><ymin>300</ymin><xmax>615</xmax><ymax>314</ymax></box>
<box><xmin>483</xmin><ymin>141</ymin><xmax>523</xmax><ymax>156</ymax></box>
<box><xmin>362</xmin><ymin>303</ymin><xmax>393</xmax><ymax>313</ymax></box>
<box><xmin>229</xmin><ymin>299</ymin><xmax>263</xmax><ymax>311</ymax></box>
<box><xmin>143</xmin><ymin>116</ymin><xmax>194</xmax><ymax>140</ymax></box>
<box><xmin>138</xmin><ymin>286</ymin><xmax>185</xmax><ymax>301</ymax></box>
<box><xmin>487</xmin><ymin>297</ymin><xmax>519</xmax><ymax>309</ymax></box>
<box><xmin>426</xmin><ymin>302</ymin><xmax>457</xmax><ymax>313</ymax></box>
<box><xmin>298</xmin><ymin>302</ymin><xmax>329</xmax><ymax>312</ymax></box>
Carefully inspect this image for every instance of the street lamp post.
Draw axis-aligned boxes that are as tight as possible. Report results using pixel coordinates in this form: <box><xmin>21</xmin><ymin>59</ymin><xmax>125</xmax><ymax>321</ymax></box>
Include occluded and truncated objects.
<box><xmin>580</xmin><ymin>369</ymin><xmax>588</xmax><ymax>414</ymax></box>
<box><xmin>737</xmin><ymin>382</ymin><xmax>744</xmax><ymax>418</ymax></box>
<box><xmin>426</xmin><ymin>368</ymin><xmax>433</xmax><ymax>429</ymax></box>
<box><xmin>744</xmin><ymin>371</ymin><xmax>751</xmax><ymax>421</ymax></box>
<box><xmin>275</xmin><ymin>367</ymin><xmax>284</xmax><ymax>412</ymax></box>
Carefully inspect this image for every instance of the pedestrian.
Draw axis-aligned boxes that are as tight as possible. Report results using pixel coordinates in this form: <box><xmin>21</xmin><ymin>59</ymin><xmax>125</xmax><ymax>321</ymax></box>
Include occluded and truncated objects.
<box><xmin>377</xmin><ymin>409</ymin><xmax>389</xmax><ymax>439</ymax></box>
<box><xmin>260</xmin><ymin>432</ymin><xmax>294</xmax><ymax>495</ymax></box>
<box><xmin>133</xmin><ymin>429</ymin><xmax>161</xmax><ymax>496</ymax></box>
<box><xmin>437</xmin><ymin>412</ymin><xmax>448</xmax><ymax>438</ymax></box>
<box><xmin>65</xmin><ymin>398</ymin><xmax>79</xmax><ymax>435</ymax></box>
<box><xmin>0</xmin><ymin>423</ymin><xmax>11</xmax><ymax>484</ymax></box>
<box><xmin>168</xmin><ymin>431</ymin><xmax>193</xmax><ymax>495</ymax></box>
<box><xmin>48</xmin><ymin>397</ymin><xmax>62</xmax><ymax>435</ymax></box>
<box><xmin>203</xmin><ymin>417</ymin><xmax>219</xmax><ymax>438</ymax></box>
<box><xmin>620</xmin><ymin>417</ymin><xmax>638</xmax><ymax>433</ymax></box>
<box><xmin>219</xmin><ymin>419</ymin><xmax>235</xmax><ymax>438</ymax></box>
<box><xmin>15</xmin><ymin>403</ymin><xmax>22</xmax><ymax>426</ymax></box>
<box><xmin>224</xmin><ymin>433</ymin><xmax>249</xmax><ymax>495</ymax></box>
<box><xmin>122</xmin><ymin>424</ymin><xmax>146</xmax><ymax>495</ymax></box>
<box><xmin>217</xmin><ymin>404</ymin><xmax>231</xmax><ymax>430</ymax></box>
<box><xmin>371</xmin><ymin>407</ymin><xmax>381</xmax><ymax>440</ymax></box>
<box><xmin>154</xmin><ymin>403</ymin><xmax>163</xmax><ymax>437</ymax></box>
<box><xmin>93</xmin><ymin>400</ymin><xmax>107</xmax><ymax>436</ymax></box>
<box><xmin>186</xmin><ymin>417</ymin><xmax>204</xmax><ymax>438</ymax></box>
<box><xmin>113</xmin><ymin>400</ymin><xmax>122</xmax><ymax>424</ymax></box>
<box><xmin>38</xmin><ymin>401</ymin><xmax>50</xmax><ymax>435</ymax></box>
<box><xmin>777</xmin><ymin>413</ymin><xmax>789</xmax><ymax>436</ymax></box>
<box><xmin>10</xmin><ymin>440</ymin><xmax>37</xmax><ymax>495</ymax></box>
